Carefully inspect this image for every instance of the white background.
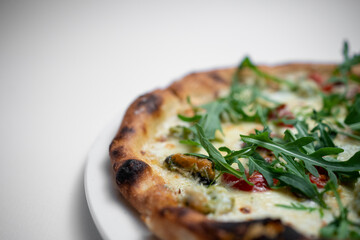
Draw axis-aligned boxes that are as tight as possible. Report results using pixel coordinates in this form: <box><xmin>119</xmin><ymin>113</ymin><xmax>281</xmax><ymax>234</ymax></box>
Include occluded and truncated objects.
<box><xmin>0</xmin><ymin>0</ymin><xmax>359</xmax><ymax>239</ymax></box>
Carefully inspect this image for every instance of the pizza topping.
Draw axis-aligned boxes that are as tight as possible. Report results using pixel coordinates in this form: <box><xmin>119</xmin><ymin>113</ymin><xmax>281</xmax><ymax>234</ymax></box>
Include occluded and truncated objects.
<box><xmin>308</xmin><ymin>167</ymin><xmax>329</xmax><ymax>189</ymax></box>
<box><xmin>164</xmin><ymin>153</ymin><xmax>215</xmax><ymax>184</ymax></box>
<box><xmin>309</xmin><ymin>72</ymin><xmax>335</xmax><ymax>93</ymax></box>
<box><xmin>276</xmin><ymin>202</ymin><xmax>322</xmax><ymax>214</ymax></box>
<box><xmin>163</xmin><ymin>42</ymin><xmax>360</xmax><ymax>238</ymax></box>
<box><xmin>256</xmin><ymin>146</ymin><xmax>275</xmax><ymax>163</ymax></box>
<box><xmin>222</xmin><ymin>171</ymin><xmax>270</xmax><ymax>192</ymax></box>
<box><xmin>239</xmin><ymin>206</ymin><xmax>251</xmax><ymax>214</ymax></box>
<box><xmin>182</xmin><ymin>186</ymin><xmax>234</xmax><ymax>214</ymax></box>
<box><xmin>268</xmin><ymin>104</ymin><xmax>294</xmax><ymax>127</ymax></box>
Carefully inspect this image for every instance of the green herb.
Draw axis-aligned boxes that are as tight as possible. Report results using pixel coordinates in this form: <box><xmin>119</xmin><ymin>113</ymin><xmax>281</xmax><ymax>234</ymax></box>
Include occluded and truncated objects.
<box><xmin>239</xmin><ymin>57</ymin><xmax>297</xmax><ymax>90</ymax></box>
<box><xmin>275</xmin><ymin>202</ymin><xmax>323</xmax><ymax>217</ymax></box>
<box><xmin>337</xmin><ymin>41</ymin><xmax>360</xmax><ymax>84</ymax></box>
<box><xmin>311</xmin><ymin>113</ymin><xmax>337</xmax><ymax>149</ymax></box>
<box><xmin>175</xmin><ymin>56</ymin><xmax>293</xmax><ymax>145</ymax></box>
<box><xmin>329</xmin><ymin>41</ymin><xmax>360</xmax><ymax>97</ymax></box>
<box><xmin>344</xmin><ymin>94</ymin><xmax>360</xmax><ymax>131</ymax></box>
<box><xmin>241</xmin><ymin>131</ymin><xmax>360</xmax><ymax>173</ymax></box>
<box><xmin>249</xmin><ymin>154</ymin><xmax>326</xmax><ymax>206</ymax></box>
<box><xmin>194</xmin><ymin>124</ymin><xmax>250</xmax><ymax>183</ymax></box>
<box><xmin>198</xmin><ymin>101</ymin><xmax>226</xmax><ymax>139</ymax></box>
<box><xmin>318</xmin><ymin>93</ymin><xmax>345</xmax><ymax>117</ymax></box>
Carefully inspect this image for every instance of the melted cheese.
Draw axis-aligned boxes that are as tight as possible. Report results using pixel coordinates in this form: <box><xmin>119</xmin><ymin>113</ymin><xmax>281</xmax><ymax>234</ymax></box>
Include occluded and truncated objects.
<box><xmin>141</xmin><ymin>73</ymin><xmax>360</xmax><ymax>238</ymax></box>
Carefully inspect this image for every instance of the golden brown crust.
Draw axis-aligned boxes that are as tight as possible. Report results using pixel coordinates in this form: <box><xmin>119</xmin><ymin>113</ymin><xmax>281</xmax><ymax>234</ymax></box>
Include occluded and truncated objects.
<box><xmin>109</xmin><ymin>63</ymin><xmax>358</xmax><ymax>240</ymax></box>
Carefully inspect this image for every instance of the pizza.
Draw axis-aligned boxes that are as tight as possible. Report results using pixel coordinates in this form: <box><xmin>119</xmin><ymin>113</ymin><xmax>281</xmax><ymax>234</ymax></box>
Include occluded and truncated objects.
<box><xmin>109</xmin><ymin>43</ymin><xmax>360</xmax><ymax>240</ymax></box>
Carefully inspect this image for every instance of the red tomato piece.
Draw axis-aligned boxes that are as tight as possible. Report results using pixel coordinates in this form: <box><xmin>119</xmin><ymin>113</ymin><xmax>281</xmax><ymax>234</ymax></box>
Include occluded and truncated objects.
<box><xmin>308</xmin><ymin>72</ymin><xmax>334</xmax><ymax>93</ymax></box>
<box><xmin>309</xmin><ymin>72</ymin><xmax>324</xmax><ymax>85</ymax></box>
<box><xmin>308</xmin><ymin>167</ymin><xmax>329</xmax><ymax>188</ymax></box>
<box><xmin>321</xmin><ymin>84</ymin><xmax>334</xmax><ymax>93</ymax></box>
<box><xmin>223</xmin><ymin>171</ymin><xmax>270</xmax><ymax>192</ymax></box>
<box><xmin>268</xmin><ymin>104</ymin><xmax>294</xmax><ymax>127</ymax></box>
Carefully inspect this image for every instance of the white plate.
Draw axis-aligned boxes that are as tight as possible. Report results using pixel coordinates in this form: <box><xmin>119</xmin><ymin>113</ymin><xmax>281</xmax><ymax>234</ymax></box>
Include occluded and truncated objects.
<box><xmin>84</xmin><ymin>110</ymin><xmax>157</xmax><ymax>240</ymax></box>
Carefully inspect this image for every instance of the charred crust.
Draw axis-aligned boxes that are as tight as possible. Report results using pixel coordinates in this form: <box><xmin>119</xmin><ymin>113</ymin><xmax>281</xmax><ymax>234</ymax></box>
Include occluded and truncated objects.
<box><xmin>157</xmin><ymin>208</ymin><xmax>309</xmax><ymax>239</ymax></box>
<box><xmin>208</xmin><ymin>72</ymin><xmax>227</xmax><ymax>84</ymax></box>
<box><xmin>110</xmin><ymin>145</ymin><xmax>127</xmax><ymax>159</ymax></box>
<box><xmin>282</xmin><ymin>225</ymin><xmax>310</xmax><ymax>240</ymax></box>
<box><xmin>203</xmin><ymin>219</ymin><xmax>308</xmax><ymax>240</ymax></box>
<box><xmin>118</xmin><ymin>126</ymin><xmax>135</xmax><ymax>139</ymax></box>
<box><xmin>116</xmin><ymin>159</ymin><xmax>149</xmax><ymax>185</ymax></box>
<box><xmin>136</xmin><ymin>93</ymin><xmax>163</xmax><ymax>114</ymax></box>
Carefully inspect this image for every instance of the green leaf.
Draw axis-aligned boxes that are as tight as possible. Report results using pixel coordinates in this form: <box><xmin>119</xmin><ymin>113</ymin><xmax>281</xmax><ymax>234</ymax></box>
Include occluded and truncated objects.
<box><xmin>275</xmin><ymin>202</ymin><xmax>319</xmax><ymax>214</ymax></box>
<box><xmin>345</xmin><ymin>94</ymin><xmax>360</xmax><ymax>130</ymax></box>
<box><xmin>179</xmin><ymin>139</ymin><xmax>200</xmax><ymax>146</ymax></box>
<box><xmin>239</xmin><ymin>57</ymin><xmax>297</xmax><ymax>90</ymax></box>
<box><xmin>199</xmin><ymin>101</ymin><xmax>226</xmax><ymax>139</ymax></box>
<box><xmin>248</xmin><ymin>155</ymin><xmax>324</xmax><ymax>205</ymax></box>
<box><xmin>284</xmin><ymin>137</ymin><xmax>316</xmax><ymax>148</ymax></box>
<box><xmin>177</xmin><ymin>114</ymin><xmax>202</xmax><ymax>122</ymax></box>
<box><xmin>223</xmin><ymin>147</ymin><xmax>254</xmax><ymax>162</ymax></box>
<box><xmin>311</xmin><ymin>121</ymin><xmax>337</xmax><ymax>148</ymax></box>
<box><xmin>194</xmin><ymin>124</ymin><xmax>248</xmax><ymax>180</ymax></box>
<box><xmin>309</xmin><ymin>147</ymin><xmax>344</xmax><ymax>158</ymax></box>
<box><xmin>319</xmin><ymin>93</ymin><xmax>345</xmax><ymax>117</ymax></box>
<box><xmin>247</xmin><ymin>156</ymin><xmax>276</xmax><ymax>186</ymax></box>
<box><xmin>241</xmin><ymin>131</ymin><xmax>360</xmax><ymax>172</ymax></box>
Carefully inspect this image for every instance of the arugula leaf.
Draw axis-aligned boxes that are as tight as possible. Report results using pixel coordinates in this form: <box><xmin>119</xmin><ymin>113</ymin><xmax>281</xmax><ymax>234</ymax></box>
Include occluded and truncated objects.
<box><xmin>239</xmin><ymin>57</ymin><xmax>297</xmax><ymax>90</ymax></box>
<box><xmin>247</xmin><ymin>154</ymin><xmax>325</xmax><ymax>206</ymax></box>
<box><xmin>338</xmin><ymin>41</ymin><xmax>360</xmax><ymax>78</ymax></box>
<box><xmin>177</xmin><ymin>114</ymin><xmax>202</xmax><ymax>122</ymax></box>
<box><xmin>241</xmin><ymin>131</ymin><xmax>360</xmax><ymax>172</ymax></box>
<box><xmin>219</xmin><ymin>146</ymin><xmax>254</xmax><ymax>164</ymax></box>
<box><xmin>293</xmin><ymin>120</ymin><xmax>316</xmax><ymax>153</ymax></box>
<box><xmin>319</xmin><ymin>93</ymin><xmax>345</xmax><ymax>117</ymax></box>
<box><xmin>275</xmin><ymin>202</ymin><xmax>323</xmax><ymax>217</ymax></box>
<box><xmin>198</xmin><ymin>101</ymin><xmax>226</xmax><ymax>139</ymax></box>
<box><xmin>311</xmin><ymin>120</ymin><xmax>337</xmax><ymax>149</ymax></box>
<box><xmin>331</xmin><ymin>41</ymin><xmax>360</xmax><ymax>97</ymax></box>
<box><xmin>194</xmin><ymin>124</ymin><xmax>249</xmax><ymax>182</ymax></box>
<box><xmin>344</xmin><ymin>94</ymin><xmax>360</xmax><ymax>131</ymax></box>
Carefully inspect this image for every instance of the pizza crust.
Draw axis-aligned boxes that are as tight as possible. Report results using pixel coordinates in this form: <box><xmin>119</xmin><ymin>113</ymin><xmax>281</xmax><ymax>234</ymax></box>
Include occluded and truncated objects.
<box><xmin>109</xmin><ymin>63</ymin><xmax>359</xmax><ymax>240</ymax></box>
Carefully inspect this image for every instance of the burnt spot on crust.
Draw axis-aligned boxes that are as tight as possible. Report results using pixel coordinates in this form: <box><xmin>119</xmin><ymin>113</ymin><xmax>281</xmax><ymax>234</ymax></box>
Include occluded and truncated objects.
<box><xmin>110</xmin><ymin>145</ymin><xmax>127</xmax><ymax>159</ymax></box>
<box><xmin>136</xmin><ymin>93</ymin><xmax>162</xmax><ymax>114</ymax></box>
<box><xmin>158</xmin><ymin>208</ymin><xmax>308</xmax><ymax>239</ymax></box>
<box><xmin>203</xmin><ymin>219</ymin><xmax>308</xmax><ymax>240</ymax></box>
<box><xmin>116</xmin><ymin>159</ymin><xmax>149</xmax><ymax>185</ymax></box>
<box><xmin>118</xmin><ymin>126</ymin><xmax>135</xmax><ymax>139</ymax></box>
<box><xmin>208</xmin><ymin>72</ymin><xmax>227</xmax><ymax>84</ymax></box>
